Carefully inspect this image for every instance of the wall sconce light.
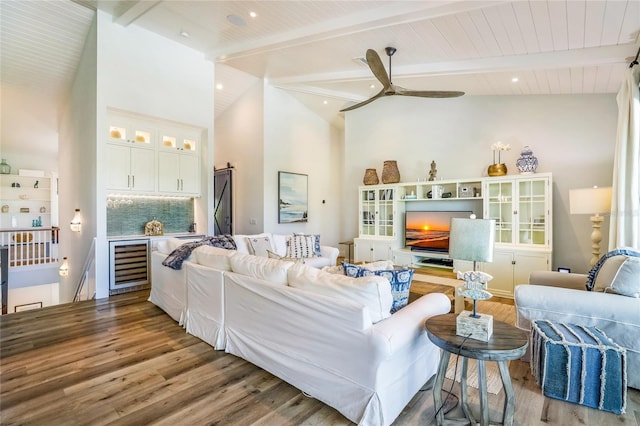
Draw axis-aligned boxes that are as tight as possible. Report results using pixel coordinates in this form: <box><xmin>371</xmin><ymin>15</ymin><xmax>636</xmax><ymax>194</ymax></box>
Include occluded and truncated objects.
<box><xmin>59</xmin><ymin>257</ymin><xmax>69</xmax><ymax>277</ymax></box>
<box><xmin>70</xmin><ymin>209</ymin><xmax>82</xmax><ymax>232</ymax></box>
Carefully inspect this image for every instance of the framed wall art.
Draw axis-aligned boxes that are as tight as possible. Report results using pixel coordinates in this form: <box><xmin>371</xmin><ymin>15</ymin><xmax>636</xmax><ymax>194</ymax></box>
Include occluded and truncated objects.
<box><xmin>278</xmin><ymin>171</ymin><xmax>308</xmax><ymax>223</ymax></box>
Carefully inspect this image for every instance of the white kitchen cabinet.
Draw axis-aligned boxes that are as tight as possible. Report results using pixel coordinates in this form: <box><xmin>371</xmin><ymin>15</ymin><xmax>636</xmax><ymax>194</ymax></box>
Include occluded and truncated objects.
<box><xmin>158</xmin><ymin>126</ymin><xmax>199</xmax><ymax>155</ymax></box>
<box><xmin>157</xmin><ymin>152</ymin><xmax>200</xmax><ymax>195</ymax></box>
<box><xmin>106</xmin><ymin>144</ymin><xmax>155</xmax><ymax>192</ymax></box>
<box><xmin>483</xmin><ymin>249</ymin><xmax>550</xmax><ymax>298</ymax></box>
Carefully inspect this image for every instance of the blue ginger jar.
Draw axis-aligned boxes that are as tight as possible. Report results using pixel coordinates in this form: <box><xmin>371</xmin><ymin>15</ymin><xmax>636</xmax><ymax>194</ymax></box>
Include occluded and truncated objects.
<box><xmin>516</xmin><ymin>146</ymin><xmax>538</xmax><ymax>174</ymax></box>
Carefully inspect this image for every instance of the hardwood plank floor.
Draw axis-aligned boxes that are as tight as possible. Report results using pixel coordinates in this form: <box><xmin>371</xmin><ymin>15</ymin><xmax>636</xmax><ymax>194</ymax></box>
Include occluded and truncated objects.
<box><xmin>1</xmin><ymin>290</ymin><xmax>638</xmax><ymax>425</ymax></box>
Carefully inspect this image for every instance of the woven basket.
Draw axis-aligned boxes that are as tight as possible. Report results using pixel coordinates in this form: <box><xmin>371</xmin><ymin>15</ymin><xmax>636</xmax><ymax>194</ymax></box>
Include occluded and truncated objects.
<box><xmin>381</xmin><ymin>160</ymin><xmax>400</xmax><ymax>184</ymax></box>
<box><xmin>363</xmin><ymin>168</ymin><xmax>379</xmax><ymax>185</ymax></box>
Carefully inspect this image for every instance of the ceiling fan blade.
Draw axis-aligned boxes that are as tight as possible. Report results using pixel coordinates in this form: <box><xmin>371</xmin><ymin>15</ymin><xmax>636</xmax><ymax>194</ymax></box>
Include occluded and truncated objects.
<box><xmin>396</xmin><ymin>89</ymin><xmax>465</xmax><ymax>98</ymax></box>
<box><xmin>340</xmin><ymin>89</ymin><xmax>387</xmax><ymax>112</ymax></box>
<box><xmin>365</xmin><ymin>49</ymin><xmax>391</xmax><ymax>89</ymax></box>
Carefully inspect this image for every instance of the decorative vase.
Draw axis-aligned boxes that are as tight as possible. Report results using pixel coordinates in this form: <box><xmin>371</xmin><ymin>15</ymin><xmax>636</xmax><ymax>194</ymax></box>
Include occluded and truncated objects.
<box><xmin>516</xmin><ymin>146</ymin><xmax>538</xmax><ymax>174</ymax></box>
<box><xmin>363</xmin><ymin>168</ymin><xmax>379</xmax><ymax>185</ymax></box>
<box><xmin>0</xmin><ymin>159</ymin><xmax>11</xmax><ymax>174</ymax></box>
<box><xmin>381</xmin><ymin>160</ymin><xmax>400</xmax><ymax>184</ymax></box>
<box><xmin>488</xmin><ymin>163</ymin><xmax>507</xmax><ymax>176</ymax></box>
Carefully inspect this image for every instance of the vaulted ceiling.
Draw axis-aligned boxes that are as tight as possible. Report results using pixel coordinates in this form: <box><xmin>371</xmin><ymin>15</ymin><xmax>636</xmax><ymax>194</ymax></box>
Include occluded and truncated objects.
<box><xmin>1</xmin><ymin>0</ymin><xmax>639</xmax><ymax>124</ymax></box>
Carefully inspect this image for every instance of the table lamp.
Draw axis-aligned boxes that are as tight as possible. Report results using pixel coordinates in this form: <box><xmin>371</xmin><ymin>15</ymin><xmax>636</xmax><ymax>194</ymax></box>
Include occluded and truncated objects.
<box><xmin>569</xmin><ymin>186</ymin><xmax>612</xmax><ymax>267</ymax></box>
<box><xmin>449</xmin><ymin>216</ymin><xmax>496</xmax><ymax>342</ymax></box>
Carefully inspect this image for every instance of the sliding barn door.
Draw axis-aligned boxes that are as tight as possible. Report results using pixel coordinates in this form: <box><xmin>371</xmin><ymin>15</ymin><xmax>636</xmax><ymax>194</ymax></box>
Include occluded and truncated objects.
<box><xmin>213</xmin><ymin>169</ymin><xmax>233</xmax><ymax>235</ymax></box>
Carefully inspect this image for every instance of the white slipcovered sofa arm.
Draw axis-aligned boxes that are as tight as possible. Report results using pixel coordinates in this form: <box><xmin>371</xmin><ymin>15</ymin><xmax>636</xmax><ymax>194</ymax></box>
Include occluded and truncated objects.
<box><xmin>528</xmin><ymin>271</ymin><xmax>588</xmax><ymax>290</ymax></box>
<box><xmin>320</xmin><ymin>245</ymin><xmax>339</xmax><ymax>265</ymax></box>
<box><xmin>372</xmin><ymin>293</ymin><xmax>451</xmax><ymax>355</ymax></box>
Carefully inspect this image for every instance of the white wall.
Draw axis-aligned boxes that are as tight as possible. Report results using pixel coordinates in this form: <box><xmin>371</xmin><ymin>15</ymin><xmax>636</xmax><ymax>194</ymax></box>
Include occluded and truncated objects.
<box><xmin>95</xmin><ymin>11</ymin><xmax>214</xmax><ymax>298</ymax></box>
<box><xmin>214</xmin><ymin>80</ymin><xmax>264</xmax><ymax>235</ymax></box>
<box><xmin>344</xmin><ymin>94</ymin><xmax>617</xmax><ymax>273</ymax></box>
<box><xmin>58</xmin><ymin>17</ymin><xmax>98</xmax><ymax>302</ymax></box>
<box><xmin>263</xmin><ymin>85</ymin><xmax>342</xmax><ymax>247</ymax></box>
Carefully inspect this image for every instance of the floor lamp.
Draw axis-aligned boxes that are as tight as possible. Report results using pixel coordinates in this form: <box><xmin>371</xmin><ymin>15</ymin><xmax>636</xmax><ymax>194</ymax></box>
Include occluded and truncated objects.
<box><xmin>449</xmin><ymin>216</ymin><xmax>496</xmax><ymax>342</ymax></box>
<box><xmin>569</xmin><ymin>186</ymin><xmax>612</xmax><ymax>267</ymax></box>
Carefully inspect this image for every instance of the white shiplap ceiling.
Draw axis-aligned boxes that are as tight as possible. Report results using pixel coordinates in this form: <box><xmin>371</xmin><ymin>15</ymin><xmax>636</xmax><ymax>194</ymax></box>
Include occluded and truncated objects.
<box><xmin>1</xmin><ymin>0</ymin><xmax>639</xmax><ymax>126</ymax></box>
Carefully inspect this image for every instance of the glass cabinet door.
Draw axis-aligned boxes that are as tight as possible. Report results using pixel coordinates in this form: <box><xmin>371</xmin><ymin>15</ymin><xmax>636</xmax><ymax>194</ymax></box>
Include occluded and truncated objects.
<box><xmin>377</xmin><ymin>188</ymin><xmax>395</xmax><ymax>237</ymax></box>
<box><xmin>486</xmin><ymin>181</ymin><xmax>514</xmax><ymax>244</ymax></box>
<box><xmin>360</xmin><ymin>189</ymin><xmax>376</xmax><ymax>236</ymax></box>
<box><xmin>518</xmin><ymin>179</ymin><xmax>547</xmax><ymax>245</ymax></box>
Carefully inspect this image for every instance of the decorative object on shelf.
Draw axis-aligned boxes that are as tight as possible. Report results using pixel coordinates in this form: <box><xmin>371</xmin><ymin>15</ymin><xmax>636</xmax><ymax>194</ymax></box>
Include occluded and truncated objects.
<box><xmin>431</xmin><ymin>185</ymin><xmax>444</xmax><ymax>199</ymax></box>
<box><xmin>110</xmin><ymin>129</ymin><xmax>122</xmax><ymax>138</ymax></box>
<box><xmin>11</xmin><ymin>182</ymin><xmax>20</xmax><ymax>188</ymax></box>
<box><xmin>488</xmin><ymin>141</ymin><xmax>511</xmax><ymax>176</ymax></box>
<box><xmin>20</xmin><ymin>208</ymin><xmax>29</xmax><ymax>213</ymax></box>
<box><xmin>449</xmin><ymin>215</ymin><xmax>496</xmax><ymax>342</ymax></box>
<box><xmin>0</xmin><ymin>159</ymin><xmax>10</xmax><ymax>174</ymax></box>
<box><xmin>33</xmin><ymin>180</ymin><xmax>39</xmax><ymax>188</ymax></box>
<box><xmin>381</xmin><ymin>160</ymin><xmax>400</xmax><ymax>183</ymax></box>
<box><xmin>428</xmin><ymin>160</ymin><xmax>437</xmax><ymax>181</ymax></box>
<box><xmin>70</xmin><ymin>209</ymin><xmax>82</xmax><ymax>232</ymax></box>
<box><xmin>11</xmin><ymin>215</ymin><xmax>17</xmax><ymax>228</ymax></box>
<box><xmin>59</xmin><ymin>257</ymin><xmax>69</xmax><ymax>277</ymax></box>
<box><xmin>1</xmin><ymin>205</ymin><xmax>8</xmax><ymax>213</ymax></box>
<box><xmin>363</xmin><ymin>168</ymin><xmax>379</xmax><ymax>185</ymax></box>
<box><xmin>40</xmin><ymin>206</ymin><xmax>46</xmax><ymax>213</ymax></box>
<box><xmin>32</xmin><ymin>216</ymin><xmax>42</xmax><ymax>227</ymax></box>
<box><xmin>516</xmin><ymin>146</ymin><xmax>538</xmax><ymax>174</ymax></box>
<box><xmin>19</xmin><ymin>195</ymin><xmax>29</xmax><ymax>200</ymax></box>
<box><xmin>144</xmin><ymin>218</ymin><xmax>164</xmax><ymax>236</ymax></box>
<box><xmin>569</xmin><ymin>186</ymin><xmax>612</xmax><ymax>267</ymax></box>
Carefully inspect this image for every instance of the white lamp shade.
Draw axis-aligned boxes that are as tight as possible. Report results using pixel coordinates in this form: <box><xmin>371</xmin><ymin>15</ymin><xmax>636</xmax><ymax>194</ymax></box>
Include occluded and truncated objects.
<box><xmin>569</xmin><ymin>186</ymin><xmax>612</xmax><ymax>215</ymax></box>
<box><xmin>449</xmin><ymin>218</ymin><xmax>496</xmax><ymax>263</ymax></box>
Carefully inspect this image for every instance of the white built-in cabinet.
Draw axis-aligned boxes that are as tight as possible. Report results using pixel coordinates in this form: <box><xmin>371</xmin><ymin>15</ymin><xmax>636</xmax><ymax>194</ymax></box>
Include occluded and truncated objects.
<box><xmin>354</xmin><ymin>186</ymin><xmax>400</xmax><ymax>262</ymax></box>
<box><xmin>106</xmin><ymin>111</ymin><xmax>201</xmax><ymax>196</ymax></box>
<box><xmin>355</xmin><ymin>173</ymin><xmax>553</xmax><ymax>298</ymax></box>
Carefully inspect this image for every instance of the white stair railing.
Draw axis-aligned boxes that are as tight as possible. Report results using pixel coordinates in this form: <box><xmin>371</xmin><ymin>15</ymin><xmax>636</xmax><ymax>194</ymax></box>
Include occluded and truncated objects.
<box><xmin>0</xmin><ymin>228</ymin><xmax>59</xmax><ymax>268</ymax></box>
<box><xmin>73</xmin><ymin>238</ymin><xmax>96</xmax><ymax>302</ymax></box>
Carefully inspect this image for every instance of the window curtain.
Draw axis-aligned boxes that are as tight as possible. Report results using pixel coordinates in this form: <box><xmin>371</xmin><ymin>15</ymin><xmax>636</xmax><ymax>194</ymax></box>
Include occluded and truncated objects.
<box><xmin>609</xmin><ymin>64</ymin><xmax>640</xmax><ymax>250</ymax></box>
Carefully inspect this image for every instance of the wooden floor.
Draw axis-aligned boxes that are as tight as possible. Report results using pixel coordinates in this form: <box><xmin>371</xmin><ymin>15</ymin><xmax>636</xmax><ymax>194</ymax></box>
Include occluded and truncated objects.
<box><xmin>1</xmin><ymin>290</ymin><xmax>638</xmax><ymax>426</ymax></box>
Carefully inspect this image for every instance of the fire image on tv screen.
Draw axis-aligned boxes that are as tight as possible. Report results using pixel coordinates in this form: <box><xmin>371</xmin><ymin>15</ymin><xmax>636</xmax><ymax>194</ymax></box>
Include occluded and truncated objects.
<box><xmin>405</xmin><ymin>211</ymin><xmax>472</xmax><ymax>252</ymax></box>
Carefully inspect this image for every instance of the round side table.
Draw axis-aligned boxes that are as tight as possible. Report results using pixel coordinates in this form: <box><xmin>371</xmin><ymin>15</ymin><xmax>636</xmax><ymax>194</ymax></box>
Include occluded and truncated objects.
<box><xmin>425</xmin><ymin>313</ymin><xmax>528</xmax><ymax>426</ymax></box>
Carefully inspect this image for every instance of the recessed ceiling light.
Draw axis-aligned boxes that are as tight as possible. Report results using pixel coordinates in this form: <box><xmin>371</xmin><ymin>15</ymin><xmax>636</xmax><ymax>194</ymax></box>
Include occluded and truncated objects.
<box><xmin>227</xmin><ymin>14</ymin><xmax>246</xmax><ymax>26</ymax></box>
<box><xmin>512</xmin><ymin>77</ymin><xmax>519</xmax><ymax>83</ymax></box>
<box><xmin>249</xmin><ymin>11</ymin><xmax>257</xmax><ymax>18</ymax></box>
<box><xmin>216</xmin><ymin>83</ymin><xmax>224</xmax><ymax>90</ymax></box>
<box><xmin>369</xmin><ymin>84</ymin><xmax>375</xmax><ymax>89</ymax></box>
<box><xmin>323</xmin><ymin>100</ymin><xmax>328</xmax><ymax>105</ymax></box>
<box><xmin>180</xmin><ymin>30</ymin><xmax>190</xmax><ymax>38</ymax></box>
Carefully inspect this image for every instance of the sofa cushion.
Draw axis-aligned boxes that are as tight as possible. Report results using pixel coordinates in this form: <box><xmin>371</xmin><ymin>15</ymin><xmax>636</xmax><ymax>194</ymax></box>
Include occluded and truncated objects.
<box><xmin>246</xmin><ymin>235</ymin><xmax>274</xmax><ymax>257</ymax></box>
<box><xmin>322</xmin><ymin>264</ymin><xmax>345</xmax><ymax>274</ymax></box>
<box><xmin>194</xmin><ymin>245</ymin><xmax>233</xmax><ymax>271</ymax></box>
<box><xmin>593</xmin><ymin>255</ymin><xmax>629</xmax><ymax>292</ymax></box>
<box><xmin>267</xmin><ymin>250</ymin><xmax>305</xmax><ymax>264</ymax></box>
<box><xmin>286</xmin><ymin>234</ymin><xmax>317</xmax><ymax>258</ymax></box>
<box><xmin>587</xmin><ymin>248</ymin><xmax>640</xmax><ymax>291</ymax></box>
<box><xmin>605</xmin><ymin>257</ymin><xmax>640</xmax><ymax>297</ymax></box>
<box><xmin>229</xmin><ymin>252</ymin><xmax>293</xmax><ymax>285</ymax></box>
<box><xmin>293</xmin><ymin>233</ymin><xmax>322</xmax><ymax>256</ymax></box>
<box><xmin>287</xmin><ymin>263</ymin><xmax>393</xmax><ymax>323</ymax></box>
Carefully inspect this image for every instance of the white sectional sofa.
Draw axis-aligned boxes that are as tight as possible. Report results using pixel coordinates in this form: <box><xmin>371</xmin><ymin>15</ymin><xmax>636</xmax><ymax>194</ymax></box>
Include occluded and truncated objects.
<box><xmin>149</xmin><ymin>238</ymin><xmax>452</xmax><ymax>425</ymax></box>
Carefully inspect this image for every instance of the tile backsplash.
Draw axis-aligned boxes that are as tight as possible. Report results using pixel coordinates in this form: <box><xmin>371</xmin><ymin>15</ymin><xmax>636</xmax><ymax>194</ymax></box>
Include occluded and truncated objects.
<box><xmin>107</xmin><ymin>198</ymin><xmax>194</xmax><ymax>236</ymax></box>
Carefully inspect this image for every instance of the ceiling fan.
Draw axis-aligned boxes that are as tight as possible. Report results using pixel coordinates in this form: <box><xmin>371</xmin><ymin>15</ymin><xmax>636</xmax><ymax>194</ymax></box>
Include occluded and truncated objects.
<box><xmin>340</xmin><ymin>47</ymin><xmax>464</xmax><ymax>112</ymax></box>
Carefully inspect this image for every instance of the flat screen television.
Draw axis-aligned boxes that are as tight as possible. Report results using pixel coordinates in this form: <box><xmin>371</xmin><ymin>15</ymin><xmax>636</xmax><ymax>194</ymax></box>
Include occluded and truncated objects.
<box><xmin>404</xmin><ymin>211</ymin><xmax>473</xmax><ymax>253</ymax></box>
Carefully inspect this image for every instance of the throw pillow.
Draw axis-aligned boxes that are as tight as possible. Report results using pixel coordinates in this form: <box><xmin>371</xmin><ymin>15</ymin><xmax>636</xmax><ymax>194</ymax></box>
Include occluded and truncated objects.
<box><xmin>286</xmin><ymin>234</ymin><xmax>317</xmax><ymax>258</ymax></box>
<box><xmin>359</xmin><ymin>268</ymin><xmax>415</xmax><ymax>313</ymax></box>
<box><xmin>293</xmin><ymin>233</ymin><xmax>322</xmax><ymax>256</ymax></box>
<box><xmin>342</xmin><ymin>260</ymin><xmax>395</xmax><ymax>278</ymax></box>
<box><xmin>586</xmin><ymin>248</ymin><xmax>640</xmax><ymax>291</ymax></box>
<box><xmin>605</xmin><ymin>257</ymin><xmax>640</xmax><ymax>297</ymax></box>
<box><xmin>246</xmin><ymin>235</ymin><xmax>273</xmax><ymax>257</ymax></box>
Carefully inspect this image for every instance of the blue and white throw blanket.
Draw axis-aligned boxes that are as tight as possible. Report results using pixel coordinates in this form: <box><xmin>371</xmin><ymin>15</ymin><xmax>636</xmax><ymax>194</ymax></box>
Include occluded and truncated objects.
<box><xmin>162</xmin><ymin>235</ymin><xmax>236</xmax><ymax>270</ymax></box>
